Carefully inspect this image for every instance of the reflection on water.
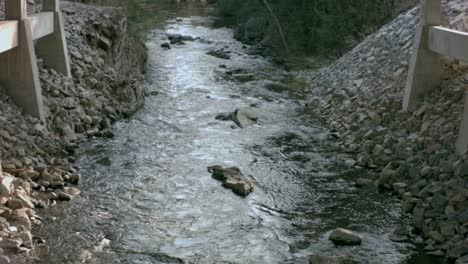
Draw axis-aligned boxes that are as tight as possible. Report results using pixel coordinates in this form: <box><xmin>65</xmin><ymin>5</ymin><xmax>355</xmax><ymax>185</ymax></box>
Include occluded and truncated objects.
<box><xmin>15</xmin><ymin>9</ymin><xmax>444</xmax><ymax>264</ymax></box>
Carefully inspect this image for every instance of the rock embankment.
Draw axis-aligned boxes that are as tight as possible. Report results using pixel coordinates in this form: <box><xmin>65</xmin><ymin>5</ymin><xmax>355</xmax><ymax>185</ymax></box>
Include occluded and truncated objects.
<box><xmin>0</xmin><ymin>1</ymin><xmax>146</xmax><ymax>261</ymax></box>
<box><xmin>301</xmin><ymin>0</ymin><xmax>468</xmax><ymax>262</ymax></box>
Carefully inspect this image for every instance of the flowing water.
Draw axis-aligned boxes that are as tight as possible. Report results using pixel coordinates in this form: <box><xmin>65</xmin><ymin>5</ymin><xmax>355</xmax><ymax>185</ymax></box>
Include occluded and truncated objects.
<box><xmin>16</xmin><ymin>8</ymin><xmax>444</xmax><ymax>264</ymax></box>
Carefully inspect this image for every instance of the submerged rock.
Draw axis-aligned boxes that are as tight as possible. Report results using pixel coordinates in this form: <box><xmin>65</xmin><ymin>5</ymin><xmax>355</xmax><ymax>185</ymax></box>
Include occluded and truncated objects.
<box><xmin>309</xmin><ymin>253</ymin><xmax>346</xmax><ymax>264</ymax></box>
<box><xmin>207</xmin><ymin>166</ymin><xmax>253</xmax><ymax>196</ymax></box>
<box><xmin>167</xmin><ymin>33</ymin><xmax>198</xmax><ymax>45</ymax></box>
<box><xmin>389</xmin><ymin>226</ymin><xmax>409</xmax><ymax>242</ymax></box>
<box><xmin>207</xmin><ymin>49</ymin><xmax>231</xmax><ymax>60</ymax></box>
<box><xmin>329</xmin><ymin>228</ymin><xmax>362</xmax><ymax>245</ymax></box>
<box><xmin>161</xmin><ymin>43</ymin><xmax>171</xmax><ymax>49</ymax></box>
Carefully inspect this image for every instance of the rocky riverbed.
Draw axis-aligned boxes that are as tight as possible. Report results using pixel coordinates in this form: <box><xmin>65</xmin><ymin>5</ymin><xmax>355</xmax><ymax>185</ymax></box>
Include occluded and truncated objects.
<box><xmin>6</xmin><ymin>8</ymin><xmax>449</xmax><ymax>264</ymax></box>
<box><xmin>298</xmin><ymin>0</ymin><xmax>468</xmax><ymax>263</ymax></box>
<box><xmin>2</xmin><ymin>0</ymin><xmax>468</xmax><ymax>263</ymax></box>
<box><xmin>0</xmin><ymin>1</ymin><xmax>146</xmax><ymax>262</ymax></box>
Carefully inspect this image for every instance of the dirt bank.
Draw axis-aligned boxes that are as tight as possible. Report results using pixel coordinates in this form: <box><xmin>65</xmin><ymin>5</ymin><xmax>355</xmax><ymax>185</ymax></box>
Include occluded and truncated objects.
<box><xmin>0</xmin><ymin>1</ymin><xmax>146</xmax><ymax>262</ymax></box>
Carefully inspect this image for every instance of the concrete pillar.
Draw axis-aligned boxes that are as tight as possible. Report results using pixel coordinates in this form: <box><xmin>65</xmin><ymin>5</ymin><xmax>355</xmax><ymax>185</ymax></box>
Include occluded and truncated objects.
<box><xmin>456</xmin><ymin>92</ymin><xmax>468</xmax><ymax>155</ymax></box>
<box><xmin>36</xmin><ymin>0</ymin><xmax>71</xmax><ymax>77</ymax></box>
<box><xmin>0</xmin><ymin>0</ymin><xmax>45</xmax><ymax>121</ymax></box>
<box><xmin>403</xmin><ymin>0</ymin><xmax>443</xmax><ymax>111</ymax></box>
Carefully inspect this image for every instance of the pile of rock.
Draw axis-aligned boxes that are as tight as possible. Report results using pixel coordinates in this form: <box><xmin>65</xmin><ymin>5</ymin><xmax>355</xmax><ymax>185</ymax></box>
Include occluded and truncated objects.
<box><xmin>0</xmin><ymin>161</ymin><xmax>80</xmax><ymax>261</ymax></box>
<box><xmin>301</xmin><ymin>1</ymin><xmax>468</xmax><ymax>262</ymax></box>
<box><xmin>0</xmin><ymin>1</ymin><xmax>147</xmax><ymax>261</ymax></box>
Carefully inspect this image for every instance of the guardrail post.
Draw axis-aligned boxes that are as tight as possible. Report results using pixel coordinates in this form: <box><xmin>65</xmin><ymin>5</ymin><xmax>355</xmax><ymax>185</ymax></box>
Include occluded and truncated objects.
<box><xmin>0</xmin><ymin>0</ymin><xmax>45</xmax><ymax>121</ymax></box>
<box><xmin>36</xmin><ymin>0</ymin><xmax>71</xmax><ymax>77</ymax></box>
<box><xmin>403</xmin><ymin>0</ymin><xmax>443</xmax><ymax>110</ymax></box>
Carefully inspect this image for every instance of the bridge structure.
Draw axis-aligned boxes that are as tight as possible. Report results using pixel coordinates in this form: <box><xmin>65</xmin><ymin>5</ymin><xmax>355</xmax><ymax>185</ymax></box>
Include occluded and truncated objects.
<box><xmin>404</xmin><ymin>0</ymin><xmax>468</xmax><ymax>154</ymax></box>
<box><xmin>0</xmin><ymin>0</ymin><xmax>70</xmax><ymax>121</ymax></box>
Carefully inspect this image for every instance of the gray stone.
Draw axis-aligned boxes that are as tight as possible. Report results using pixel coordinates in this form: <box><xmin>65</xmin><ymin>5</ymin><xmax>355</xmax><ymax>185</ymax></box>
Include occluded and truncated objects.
<box><xmin>208</xmin><ymin>166</ymin><xmax>254</xmax><ymax>197</ymax></box>
<box><xmin>0</xmin><ymin>255</ymin><xmax>10</xmax><ymax>264</ymax></box>
<box><xmin>329</xmin><ymin>228</ymin><xmax>362</xmax><ymax>245</ymax></box>
<box><xmin>368</xmin><ymin>111</ymin><xmax>382</xmax><ymax>126</ymax></box>
<box><xmin>6</xmin><ymin>199</ymin><xmax>23</xmax><ymax>210</ymax></box>
<box><xmin>15</xmin><ymin>194</ymin><xmax>34</xmax><ymax>209</ymax></box>
<box><xmin>456</xmin><ymin>255</ymin><xmax>468</xmax><ymax>264</ymax></box>
<box><xmin>223</xmin><ymin>179</ymin><xmax>253</xmax><ymax>197</ymax></box>
<box><xmin>235</xmin><ymin>108</ymin><xmax>259</xmax><ymax>128</ymax></box>
<box><xmin>16</xmin><ymin>231</ymin><xmax>32</xmax><ymax>248</ymax></box>
<box><xmin>0</xmin><ymin>238</ymin><xmax>22</xmax><ymax>251</ymax></box>
<box><xmin>60</xmin><ymin>97</ymin><xmax>77</xmax><ymax>109</ymax></box>
<box><xmin>457</xmin><ymin>209</ymin><xmax>468</xmax><ymax>224</ymax></box>
<box><xmin>431</xmin><ymin>193</ymin><xmax>448</xmax><ymax>210</ymax></box>
<box><xmin>0</xmin><ymin>175</ymin><xmax>14</xmax><ymax>196</ymax></box>
<box><xmin>440</xmin><ymin>221</ymin><xmax>457</xmax><ymax>237</ymax></box>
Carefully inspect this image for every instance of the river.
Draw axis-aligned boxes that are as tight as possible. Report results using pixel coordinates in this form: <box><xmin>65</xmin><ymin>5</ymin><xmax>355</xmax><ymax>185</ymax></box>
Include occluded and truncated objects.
<box><xmin>15</xmin><ymin>4</ymin><xmax>444</xmax><ymax>264</ymax></box>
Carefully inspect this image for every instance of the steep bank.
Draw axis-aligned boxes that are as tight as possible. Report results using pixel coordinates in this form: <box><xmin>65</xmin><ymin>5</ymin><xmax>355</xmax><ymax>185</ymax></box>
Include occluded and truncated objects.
<box><xmin>0</xmin><ymin>1</ymin><xmax>146</xmax><ymax>261</ymax></box>
<box><xmin>301</xmin><ymin>0</ymin><xmax>468</xmax><ymax>262</ymax></box>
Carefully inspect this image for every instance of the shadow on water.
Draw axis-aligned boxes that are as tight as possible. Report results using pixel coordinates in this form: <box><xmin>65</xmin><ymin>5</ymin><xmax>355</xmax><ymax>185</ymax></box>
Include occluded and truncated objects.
<box><xmin>14</xmin><ymin>3</ymin><xmax>447</xmax><ymax>264</ymax></box>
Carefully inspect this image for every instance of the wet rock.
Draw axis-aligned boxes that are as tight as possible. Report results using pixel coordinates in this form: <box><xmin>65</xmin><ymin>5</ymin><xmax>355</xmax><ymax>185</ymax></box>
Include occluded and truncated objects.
<box><xmin>68</xmin><ymin>173</ymin><xmax>81</xmax><ymax>185</ymax></box>
<box><xmin>264</xmin><ymin>82</ymin><xmax>289</xmax><ymax>93</ymax></box>
<box><xmin>216</xmin><ymin>107</ymin><xmax>259</xmax><ymax>128</ymax></box>
<box><xmin>308</xmin><ymin>253</ymin><xmax>343</xmax><ymax>264</ymax></box>
<box><xmin>329</xmin><ymin>228</ymin><xmax>362</xmax><ymax>245</ymax></box>
<box><xmin>235</xmin><ymin>108</ymin><xmax>259</xmax><ymax>128</ymax></box>
<box><xmin>56</xmin><ymin>191</ymin><xmax>73</xmax><ymax>201</ymax></box>
<box><xmin>232</xmin><ymin>74</ymin><xmax>255</xmax><ymax>83</ymax></box>
<box><xmin>161</xmin><ymin>43</ymin><xmax>171</xmax><ymax>49</ymax></box>
<box><xmin>389</xmin><ymin>226</ymin><xmax>409</xmax><ymax>242</ymax></box>
<box><xmin>215</xmin><ymin>112</ymin><xmax>235</xmax><ymax>121</ymax></box>
<box><xmin>167</xmin><ymin>34</ymin><xmax>197</xmax><ymax>45</ymax></box>
<box><xmin>223</xmin><ymin>179</ymin><xmax>253</xmax><ymax>197</ymax></box>
<box><xmin>355</xmin><ymin>178</ymin><xmax>372</xmax><ymax>188</ymax></box>
<box><xmin>207</xmin><ymin>49</ymin><xmax>230</xmax><ymax>60</ymax></box>
<box><xmin>207</xmin><ymin>166</ymin><xmax>254</xmax><ymax>197</ymax></box>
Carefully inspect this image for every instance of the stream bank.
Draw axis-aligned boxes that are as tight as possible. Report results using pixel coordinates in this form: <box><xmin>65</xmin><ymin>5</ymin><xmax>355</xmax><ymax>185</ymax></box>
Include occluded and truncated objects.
<box><xmin>0</xmin><ymin>1</ymin><xmax>146</xmax><ymax>262</ymax></box>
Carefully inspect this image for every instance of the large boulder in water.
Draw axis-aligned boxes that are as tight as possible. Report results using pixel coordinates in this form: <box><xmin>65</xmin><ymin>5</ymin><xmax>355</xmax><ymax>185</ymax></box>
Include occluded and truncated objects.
<box><xmin>235</xmin><ymin>107</ymin><xmax>259</xmax><ymax>128</ymax></box>
<box><xmin>167</xmin><ymin>34</ymin><xmax>198</xmax><ymax>45</ymax></box>
<box><xmin>207</xmin><ymin>166</ymin><xmax>253</xmax><ymax>197</ymax></box>
<box><xmin>215</xmin><ymin>107</ymin><xmax>259</xmax><ymax>128</ymax></box>
<box><xmin>329</xmin><ymin>228</ymin><xmax>362</xmax><ymax>245</ymax></box>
